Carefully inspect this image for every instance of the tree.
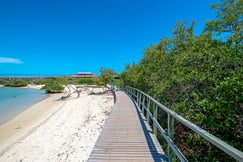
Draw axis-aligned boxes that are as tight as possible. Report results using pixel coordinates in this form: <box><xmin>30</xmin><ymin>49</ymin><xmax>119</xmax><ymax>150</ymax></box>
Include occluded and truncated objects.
<box><xmin>205</xmin><ymin>0</ymin><xmax>243</xmax><ymax>44</ymax></box>
<box><xmin>96</xmin><ymin>68</ymin><xmax>117</xmax><ymax>87</ymax></box>
<box><xmin>172</xmin><ymin>20</ymin><xmax>196</xmax><ymax>51</ymax></box>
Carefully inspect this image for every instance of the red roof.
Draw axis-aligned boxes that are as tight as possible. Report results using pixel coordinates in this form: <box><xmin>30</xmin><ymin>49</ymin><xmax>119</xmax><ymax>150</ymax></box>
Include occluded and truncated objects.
<box><xmin>72</xmin><ymin>72</ymin><xmax>97</xmax><ymax>78</ymax></box>
<box><xmin>76</xmin><ymin>72</ymin><xmax>93</xmax><ymax>75</ymax></box>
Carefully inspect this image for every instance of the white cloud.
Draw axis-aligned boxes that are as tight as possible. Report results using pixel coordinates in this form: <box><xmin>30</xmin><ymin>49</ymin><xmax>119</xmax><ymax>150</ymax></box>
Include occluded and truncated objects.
<box><xmin>0</xmin><ymin>57</ymin><xmax>23</xmax><ymax>64</ymax></box>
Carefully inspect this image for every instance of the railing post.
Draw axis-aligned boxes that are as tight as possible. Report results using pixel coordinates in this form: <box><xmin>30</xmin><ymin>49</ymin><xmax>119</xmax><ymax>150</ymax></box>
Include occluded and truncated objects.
<box><xmin>132</xmin><ymin>89</ymin><xmax>134</xmax><ymax>98</ymax></box>
<box><xmin>135</xmin><ymin>90</ymin><xmax>138</xmax><ymax>102</ymax></box>
<box><xmin>142</xmin><ymin>95</ymin><xmax>145</xmax><ymax>114</ymax></box>
<box><xmin>134</xmin><ymin>89</ymin><xmax>136</xmax><ymax>101</ymax></box>
<box><xmin>153</xmin><ymin>104</ymin><xmax>158</xmax><ymax>136</ymax></box>
<box><xmin>138</xmin><ymin>91</ymin><xmax>141</xmax><ymax>109</ymax></box>
<box><xmin>134</xmin><ymin>89</ymin><xmax>136</xmax><ymax>100</ymax></box>
<box><xmin>146</xmin><ymin>98</ymin><xmax>150</xmax><ymax>121</ymax></box>
<box><xmin>168</xmin><ymin>114</ymin><xmax>174</xmax><ymax>162</ymax></box>
<box><xmin>138</xmin><ymin>92</ymin><xmax>142</xmax><ymax>109</ymax></box>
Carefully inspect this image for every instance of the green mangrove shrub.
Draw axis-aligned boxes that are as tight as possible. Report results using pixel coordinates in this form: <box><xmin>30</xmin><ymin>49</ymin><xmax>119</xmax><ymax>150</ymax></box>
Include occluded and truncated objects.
<box><xmin>41</xmin><ymin>83</ymin><xmax>64</xmax><ymax>93</ymax></box>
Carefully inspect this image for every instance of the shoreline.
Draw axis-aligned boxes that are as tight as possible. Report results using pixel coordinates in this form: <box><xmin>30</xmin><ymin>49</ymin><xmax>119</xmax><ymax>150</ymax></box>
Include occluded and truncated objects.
<box><xmin>0</xmin><ymin>84</ymin><xmax>44</xmax><ymax>90</ymax></box>
<box><xmin>0</xmin><ymin>86</ymin><xmax>47</xmax><ymax>125</ymax></box>
<box><xmin>0</xmin><ymin>88</ymin><xmax>114</xmax><ymax>161</ymax></box>
<box><xmin>0</xmin><ymin>92</ymin><xmax>65</xmax><ymax>155</ymax></box>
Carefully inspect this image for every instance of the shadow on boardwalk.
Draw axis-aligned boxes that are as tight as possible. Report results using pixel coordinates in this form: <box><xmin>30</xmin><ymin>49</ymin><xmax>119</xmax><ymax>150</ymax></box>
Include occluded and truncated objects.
<box><xmin>130</xmin><ymin>94</ymin><xmax>167</xmax><ymax>161</ymax></box>
<box><xmin>88</xmin><ymin>91</ymin><xmax>167</xmax><ymax>161</ymax></box>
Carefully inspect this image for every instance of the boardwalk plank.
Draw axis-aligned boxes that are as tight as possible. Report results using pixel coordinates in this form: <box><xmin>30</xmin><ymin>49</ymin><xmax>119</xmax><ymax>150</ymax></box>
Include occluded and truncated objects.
<box><xmin>88</xmin><ymin>91</ymin><xmax>167</xmax><ymax>161</ymax></box>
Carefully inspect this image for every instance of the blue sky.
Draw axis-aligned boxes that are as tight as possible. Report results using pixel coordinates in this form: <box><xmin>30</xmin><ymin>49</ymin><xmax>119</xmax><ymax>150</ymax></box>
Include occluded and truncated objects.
<box><xmin>0</xmin><ymin>0</ymin><xmax>220</xmax><ymax>75</ymax></box>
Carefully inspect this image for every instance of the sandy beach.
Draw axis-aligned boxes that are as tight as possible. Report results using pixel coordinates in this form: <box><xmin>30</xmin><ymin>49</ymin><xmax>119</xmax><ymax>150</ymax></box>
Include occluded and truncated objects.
<box><xmin>0</xmin><ymin>87</ymin><xmax>114</xmax><ymax>161</ymax></box>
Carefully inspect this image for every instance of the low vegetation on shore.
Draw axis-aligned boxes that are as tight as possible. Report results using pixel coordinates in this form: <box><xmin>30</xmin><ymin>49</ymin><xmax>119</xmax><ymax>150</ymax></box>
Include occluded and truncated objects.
<box><xmin>2</xmin><ymin>79</ymin><xmax>28</xmax><ymax>87</ymax></box>
<box><xmin>0</xmin><ymin>77</ymin><xmax>95</xmax><ymax>88</ymax></box>
<box><xmin>0</xmin><ymin>68</ymin><xmax>119</xmax><ymax>94</ymax></box>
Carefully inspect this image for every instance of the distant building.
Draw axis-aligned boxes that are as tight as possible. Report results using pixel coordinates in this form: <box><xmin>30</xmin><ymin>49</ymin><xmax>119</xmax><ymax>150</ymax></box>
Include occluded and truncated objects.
<box><xmin>72</xmin><ymin>72</ymin><xmax>97</xmax><ymax>78</ymax></box>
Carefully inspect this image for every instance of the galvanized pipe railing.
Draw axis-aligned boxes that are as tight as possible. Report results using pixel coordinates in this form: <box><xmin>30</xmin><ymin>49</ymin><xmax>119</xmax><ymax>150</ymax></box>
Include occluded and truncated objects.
<box><xmin>125</xmin><ymin>86</ymin><xmax>243</xmax><ymax>162</ymax></box>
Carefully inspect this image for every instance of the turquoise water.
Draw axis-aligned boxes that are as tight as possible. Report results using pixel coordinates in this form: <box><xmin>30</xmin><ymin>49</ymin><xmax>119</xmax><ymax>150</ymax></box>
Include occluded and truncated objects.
<box><xmin>0</xmin><ymin>87</ymin><xmax>46</xmax><ymax>124</ymax></box>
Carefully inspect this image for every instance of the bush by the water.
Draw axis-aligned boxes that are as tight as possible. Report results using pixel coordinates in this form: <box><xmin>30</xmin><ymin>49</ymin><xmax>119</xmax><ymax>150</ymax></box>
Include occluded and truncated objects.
<box><xmin>41</xmin><ymin>83</ymin><xmax>64</xmax><ymax>93</ymax></box>
<box><xmin>0</xmin><ymin>78</ymin><xmax>8</xmax><ymax>85</ymax></box>
<box><xmin>4</xmin><ymin>79</ymin><xmax>28</xmax><ymax>87</ymax></box>
<box><xmin>79</xmin><ymin>78</ymin><xmax>94</xmax><ymax>85</ymax></box>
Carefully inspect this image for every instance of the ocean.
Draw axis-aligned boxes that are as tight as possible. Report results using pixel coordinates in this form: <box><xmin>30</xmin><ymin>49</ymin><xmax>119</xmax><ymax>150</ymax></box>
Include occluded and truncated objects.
<box><xmin>0</xmin><ymin>87</ymin><xmax>46</xmax><ymax>124</ymax></box>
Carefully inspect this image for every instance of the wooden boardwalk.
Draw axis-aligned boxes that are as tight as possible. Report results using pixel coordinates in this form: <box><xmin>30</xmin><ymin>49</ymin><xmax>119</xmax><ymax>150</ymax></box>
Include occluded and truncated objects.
<box><xmin>88</xmin><ymin>91</ymin><xmax>166</xmax><ymax>161</ymax></box>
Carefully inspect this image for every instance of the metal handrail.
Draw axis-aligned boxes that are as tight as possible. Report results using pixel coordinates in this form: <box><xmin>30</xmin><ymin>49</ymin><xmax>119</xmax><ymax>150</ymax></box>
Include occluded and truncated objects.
<box><xmin>125</xmin><ymin>86</ymin><xmax>243</xmax><ymax>162</ymax></box>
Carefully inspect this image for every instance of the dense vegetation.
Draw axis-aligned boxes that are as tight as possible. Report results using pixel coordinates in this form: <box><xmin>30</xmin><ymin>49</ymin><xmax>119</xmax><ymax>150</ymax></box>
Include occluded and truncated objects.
<box><xmin>41</xmin><ymin>82</ymin><xmax>64</xmax><ymax>93</ymax></box>
<box><xmin>3</xmin><ymin>79</ymin><xmax>28</xmax><ymax>87</ymax></box>
<box><xmin>78</xmin><ymin>78</ymin><xmax>94</xmax><ymax>85</ymax></box>
<box><xmin>121</xmin><ymin>0</ymin><xmax>242</xmax><ymax>161</ymax></box>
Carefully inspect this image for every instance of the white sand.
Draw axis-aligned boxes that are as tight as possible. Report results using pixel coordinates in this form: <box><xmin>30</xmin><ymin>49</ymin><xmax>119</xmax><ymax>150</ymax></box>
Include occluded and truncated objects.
<box><xmin>20</xmin><ymin>84</ymin><xmax>44</xmax><ymax>89</ymax></box>
<box><xmin>0</xmin><ymin>88</ymin><xmax>113</xmax><ymax>161</ymax></box>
